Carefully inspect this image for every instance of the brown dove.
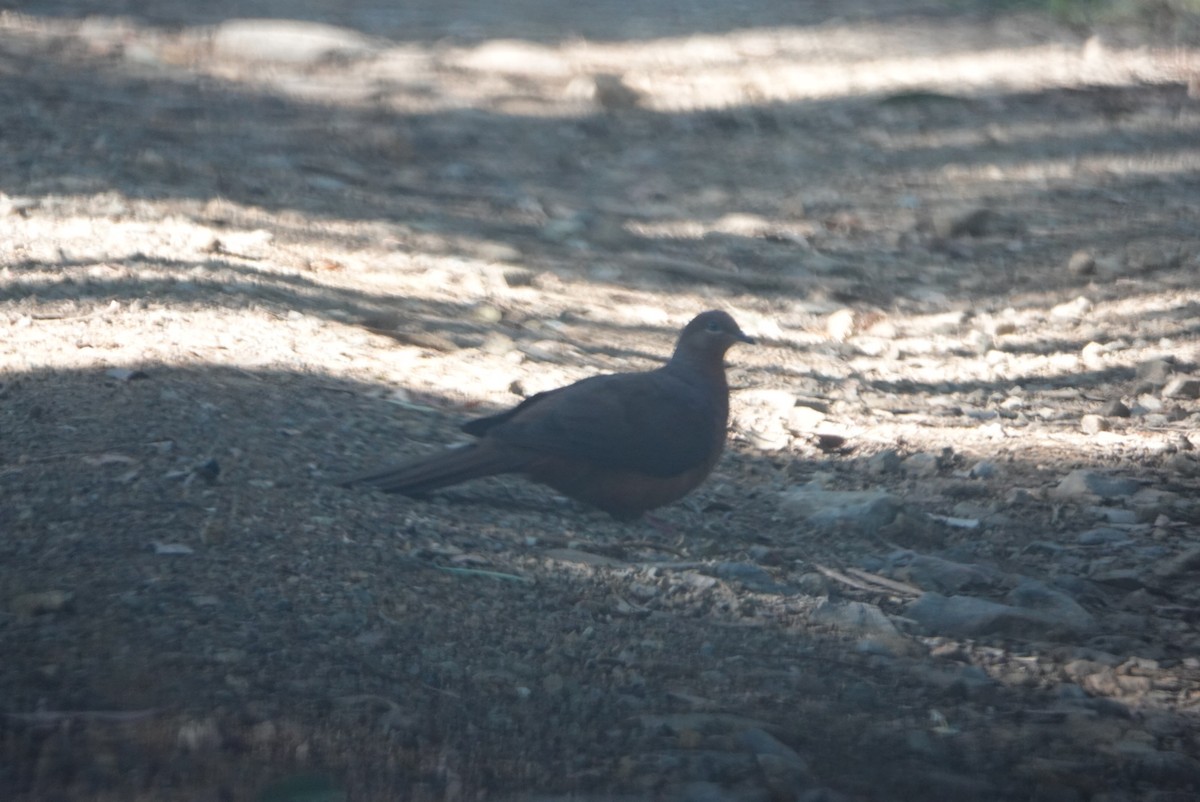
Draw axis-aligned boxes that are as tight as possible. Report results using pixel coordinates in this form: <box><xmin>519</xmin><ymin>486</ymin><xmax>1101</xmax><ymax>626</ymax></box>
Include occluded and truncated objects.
<box><xmin>341</xmin><ymin>310</ymin><xmax>753</xmax><ymax>520</ymax></box>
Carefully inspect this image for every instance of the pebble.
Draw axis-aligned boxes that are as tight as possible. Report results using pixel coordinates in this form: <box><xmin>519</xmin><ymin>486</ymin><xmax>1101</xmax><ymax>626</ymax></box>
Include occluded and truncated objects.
<box><xmin>1005</xmin><ymin>579</ymin><xmax>1095</xmax><ymax>633</ymax></box>
<box><xmin>733</xmin><ymin>389</ymin><xmax>797</xmax><ymax>451</ymax></box>
<box><xmin>1080</xmin><ymin>341</ymin><xmax>1106</xmax><ymax>367</ymax></box>
<box><xmin>867</xmin><ymin>449</ymin><xmax>902</xmax><ymax>475</ymax></box>
<box><xmin>1114</xmin><ymin>743</ymin><xmax>1200</xmax><ymax>786</ymax></box>
<box><xmin>1006</xmin><ymin>487</ymin><xmax>1037</xmax><ymax>505</ymax></box>
<box><xmin>1133</xmin><ymin>394</ymin><xmax>1164</xmax><ymax>414</ymax></box>
<box><xmin>1077</xmin><ymin>527</ymin><xmax>1131</xmax><ymax>546</ymax></box>
<box><xmin>211</xmin><ymin>20</ymin><xmax>377</xmax><ymax>64</ymax></box>
<box><xmin>809</xmin><ymin>600</ymin><xmax>907</xmax><ymax>653</ymax></box>
<box><xmin>968</xmin><ymin>460</ymin><xmax>997</xmax><ymax>479</ymax></box>
<box><xmin>1066</xmin><ymin>249</ymin><xmax>1095</xmax><ymax>276</ymax></box>
<box><xmin>901</xmin><ymin>452</ymin><xmax>940</xmax><ymax>477</ymax></box>
<box><xmin>794</xmin><ymin>572</ymin><xmax>830</xmax><ymax>596</ymax></box>
<box><xmin>457</xmin><ymin>40</ymin><xmax>570</xmax><ymax>77</ymax></box>
<box><xmin>1080</xmin><ymin>414</ymin><xmax>1109</xmax><ymax>434</ymax></box>
<box><xmin>886</xmin><ymin>551</ymin><xmax>997</xmax><ymax>592</ymax></box>
<box><xmin>177</xmin><ymin>718</ymin><xmax>221</xmax><ymax>751</ymax></box>
<box><xmin>825</xmin><ymin>308</ymin><xmax>857</xmax><ymax>341</ymax></box>
<box><xmin>210</xmin><ymin>229</ymin><xmax>273</xmax><ymax>259</ymax></box>
<box><xmin>1050</xmin><ymin>296</ymin><xmax>1091</xmax><ymax>320</ymax></box>
<box><xmin>1088</xmin><ymin>568</ymin><xmax>1144</xmax><ymax>590</ymax></box>
<box><xmin>1161</xmin><ymin>376</ymin><xmax>1200</xmax><ymax>399</ymax></box>
<box><xmin>10</xmin><ymin>590</ymin><xmax>74</xmax><ymax>617</ymax></box>
<box><xmin>785</xmin><ymin>405</ymin><xmax>826</xmax><ymax>434</ymax></box>
<box><xmin>904</xmin><ymin>310</ymin><xmax>966</xmax><ymax>335</ymax></box>
<box><xmin>738</xmin><ymin>728</ymin><xmax>814</xmax><ymax>794</ymax></box>
<box><xmin>1152</xmin><ymin>546</ymin><xmax>1200</xmax><ymax>578</ymax></box>
<box><xmin>907</xmin><ymin>590</ymin><xmax>1095</xmax><ymax>639</ymax></box>
<box><xmin>589</xmin><ymin>73</ymin><xmax>643</xmax><ymax>111</ymax></box>
<box><xmin>1163</xmin><ymin>453</ymin><xmax>1198</xmax><ymax>476</ymax></box>
<box><xmin>1100</xmin><ymin>399</ymin><xmax>1130</xmax><ymax>417</ymax></box>
<box><xmin>540</xmin><ymin>216</ymin><xmax>587</xmax><ymax>242</ymax></box>
<box><xmin>935</xmin><ymin>206</ymin><xmax>1018</xmax><ymax>239</ymax></box>
<box><xmin>106</xmin><ymin>366</ymin><xmax>149</xmax><ymax>382</ymax></box>
<box><xmin>153</xmin><ymin>542</ymin><xmax>195</xmax><ymax>555</ymax></box>
<box><xmin>1135</xmin><ymin>358</ymin><xmax>1173</xmax><ymax>387</ymax></box>
<box><xmin>778</xmin><ymin>485</ymin><xmax>901</xmax><ymax>531</ymax></box>
<box><xmin>1088</xmin><ymin>506</ymin><xmax>1139</xmax><ymax>524</ymax></box>
<box><xmin>1052</xmin><ymin>469</ymin><xmax>1140</xmax><ymax>500</ymax></box>
<box><xmin>713</xmin><ymin>563</ymin><xmax>783</xmax><ymax>594</ymax></box>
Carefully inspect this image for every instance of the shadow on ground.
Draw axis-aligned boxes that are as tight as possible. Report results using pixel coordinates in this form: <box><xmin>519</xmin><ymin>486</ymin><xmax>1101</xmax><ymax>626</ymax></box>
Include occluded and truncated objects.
<box><xmin>2</xmin><ymin>359</ymin><xmax>1198</xmax><ymax>800</ymax></box>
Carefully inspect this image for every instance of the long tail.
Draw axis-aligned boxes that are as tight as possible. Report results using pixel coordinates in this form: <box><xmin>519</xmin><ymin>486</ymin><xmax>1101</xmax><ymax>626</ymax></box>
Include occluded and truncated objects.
<box><xmin>338</xmin><ymin>442</ymin><xmax>527</xmax><ymax>495</ymax></box>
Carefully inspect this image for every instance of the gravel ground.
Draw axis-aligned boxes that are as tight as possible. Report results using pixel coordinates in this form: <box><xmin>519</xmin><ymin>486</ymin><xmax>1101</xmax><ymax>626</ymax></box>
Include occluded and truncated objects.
<box><xmin>3</xmin><ymin>2</ymin><xmax>1200</xmax><ymax>800</ymax></box>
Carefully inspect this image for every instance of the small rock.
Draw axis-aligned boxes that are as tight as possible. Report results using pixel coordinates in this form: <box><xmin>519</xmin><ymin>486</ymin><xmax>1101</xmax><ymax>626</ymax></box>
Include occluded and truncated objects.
<box><xmin>1089</xmin><ymin>506</ymin><xmax>1139</xmax><ymax>525</ymax></box>
<box><xmin>1052</xmin><ymin>469</ymin><xmax>1140</xmax><ymax>500</ymax></box>
<box><xmin>814</xmin><ymin>433</ymin><xmax>847</xmax><ymax>452</ymax></box>
<box><xmin>867</xmin><ymin>449</ymin><xmax>902</xmax><ymax>475</ymax></box>
<box><xmin>1161</xmin><ymin>376</ymin><xmax>1200</xmax><ymax>399</ymax></box>
<box><xmin>210</xmin><ymin>229</ymin><xmax>273</xmax><ymax>259</ymax></box>
<box><xmin>1006</xmin><ymin>487</ymin><xmax>1037</xmax><ymax>505</ymax></box>
<box><xmin>590</xmin><ymin>73</ymin><xmax>643</xmax><ymax>111</ymax></box>
<box><xmin>212</xmin><ymin>20</ymin><xmax>376</xmax><ymax>64</ymax></box>
<box><xmin>192</xmin><ymin>458</ymin><xmax>221</xmax><ymax>485</ymax></box>
<box><xmin>1077</xmin><ymin>527</ymin><xmax>1131</xmax><ymax>546</ymax></box>
<box><xmin>177</xmin><ymin>718</ymin><xmax>221</xmax><ymax>751</ymax></box>
<box><xmin>540</xmin><ymin>216</ymin><xmax>586</xmax><ymax>242</ymax></box>
<box><xmin>785</xmin><ymin>405</ymin><xmax>826</xmax><ymax>434</ymax></box>
<box><xmin>1080</xmin><ymin>341</ymin><xmax>1106</xmax><ymax>367</ymax></box>
<box><xmin>907</xmin><ymin>591</ymin><xmax>1095</xmax><ymax>639</ymax></box>
<box><xmin>936</xmin><ymin>206</ymin><xmax>1019</xmax><ymax>238</ymax></box>
<box><xmin>968</xmin><ymin>460</ymin><xmax>997</xmax><ymax>479</ymax></box>
<box><xmin>11</xmin><ymin>590</ymin><xmax>74</xmax><ymax>617</ymax></box>
<box><xmin>1115</xmin><ymin>743</ymin><xmax>1200</xmax><ymax>785</ymax></box>
<box><xmin>1050</xmin><ymin>296</ymin><xmax>1092</xmax><ymax>320</ymax></box>
<box><xmin>106</xmin><ymin>366</ymin><xmax>149</xmax><ymax>382</ymax></box>
<box><xmin>778</xmin><ymin>486</ymin><xmax>901</xmax><ymax>531</ymax></box>
<box><xmin>809</xmin><ymin>600</ymin><xmax>907</xmax><ymax>652</ymax></box>
<box><xmin>1164</xmin><ymin>452</ymin><xmax>1198</xmax><ymax>476</ymax></box>
<box><xmin>459</xmin><ymin>40</ymin><xmax>570</xmax><ymax>77</ymax></box>
<box><xmin>1080</xmin><ymin>414</ymin><xmax>1109</xmax><ymax>434</ymax></box>
<box><xmin>1006</xmin><ymin>579</ymin><xmax>1096</xmax><ymax>632</ymax></box>
<box><xmin>887</xmin><ymin>552</ymin><xmax>997</xmax><ymax>592</ymax></box>
<box><xmin>1132</xmin><ymin>394</ymin><xmax>1164</xmax><ymax>414</ymax></box>
<box><xmin>1066</xmin><ymin>249</ymin><xmax>1095</xmax><ymax>276</ymax></box>
<box><xmin>496</xmin><ymin>266</ymin><xmax>536</xmax><ymax>287</ymax></box>
<box><xmin>901</xmin><ymin>452</ymin><xmax>940</xmax><ymax>477</ymax></box>
<box><xmin>794</xmin><ymin>572</ymin><xmax>830</xmax><ymax>596</ymax></box>
<box><xmin>739</xmin><ymin>728</ymin><xmax>814</xmax><ymax>795</ymax></box>
<box><xmin>153</xmin><ymin>542</ymin><xmax>195</xmax><ymax>555</ymax></box>
<box><xmin>1153</xmin><ymin>546</ymin><xmax>1200</xmax><ymax>578</ymax></box>
<box><xmin>713</xmin><ymin>563</ymin><xmax>783</xmax><ymax>593</ymax></box>
<box><xmin>1135</xmin><ymin>358</ymin><xmax>1174</xmax><ymax>387</ymax></box>
<box><xmin>1098</xmin><ymin>398</ymin><xmax>1128</xmax><ymax>418</ymax></box>
<box><xmin>1088</xmin><ymin>568</ymin><xmax>1145</xmax><ymax>590</ymax></box>
<box><xmin>733</xmin><ymin>389</ymin><xmax>798</xmax><ymax>445</ymax></box>
<box><xmin>826</xmin><ymin>308</ymin><xmax>857</xmax><ymax>341</ymax></box>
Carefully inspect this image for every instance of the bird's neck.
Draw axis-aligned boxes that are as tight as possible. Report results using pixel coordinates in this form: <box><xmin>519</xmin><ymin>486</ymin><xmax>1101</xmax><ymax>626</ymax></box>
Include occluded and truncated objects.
<box><xmin>665</xmin><ymin>351</ymin><xmax>730</xmax><ymax>409</ymax></box>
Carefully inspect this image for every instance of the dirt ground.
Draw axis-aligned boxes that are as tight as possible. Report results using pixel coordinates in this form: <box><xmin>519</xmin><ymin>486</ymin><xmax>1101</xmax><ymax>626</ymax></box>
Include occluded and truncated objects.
<box><xmin>3</xmin><ymin>1</ymin><xmax>1200</xmax><ymax>800</ymax></box>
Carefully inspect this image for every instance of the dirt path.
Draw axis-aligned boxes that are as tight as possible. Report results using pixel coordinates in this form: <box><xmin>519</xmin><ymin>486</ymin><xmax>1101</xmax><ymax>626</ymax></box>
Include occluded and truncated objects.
<box><xmin>3</xmin><ymin>2</ymin><xmax>1200</xmax><ymax>800</ymax></box>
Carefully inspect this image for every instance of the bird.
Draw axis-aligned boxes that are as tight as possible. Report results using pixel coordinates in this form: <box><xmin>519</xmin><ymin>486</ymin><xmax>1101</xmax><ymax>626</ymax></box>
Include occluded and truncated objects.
<box><xmin>341</xmin><ymin>310</ymin><xmax>754</xmax><ymax>521</ymax></box>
